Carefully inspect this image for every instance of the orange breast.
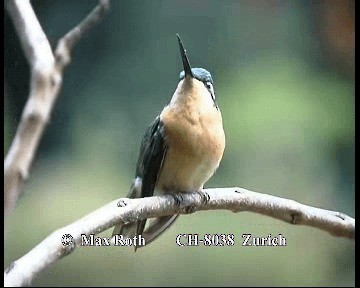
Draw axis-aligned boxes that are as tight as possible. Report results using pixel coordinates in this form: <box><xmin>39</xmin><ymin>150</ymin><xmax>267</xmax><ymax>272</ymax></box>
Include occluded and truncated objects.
<box><xmin>157</xmin><ymin>79</ymin><xmax>225</xmax><ymax>192</ymax></box>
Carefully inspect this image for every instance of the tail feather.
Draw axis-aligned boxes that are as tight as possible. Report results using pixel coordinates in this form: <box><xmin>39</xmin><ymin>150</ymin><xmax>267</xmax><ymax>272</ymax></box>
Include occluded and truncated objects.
<box><xmin>112</xmin><ymin>178</ymin><xmax>179</xmax><ymax>250</ymax></box>
<box><xmin>139</xmin><ymin>214</ymin><xmax>179</xmax><ymax>248</ymax></box>
<box><xmin>112</xmin><ymin>221</ymin><xmax>140</xmax><ymax>239</ymax></box>
<box><xmin>112</xmin><ymin>215</ymin><xmax>179</xmax><ymax>250</ymax></box>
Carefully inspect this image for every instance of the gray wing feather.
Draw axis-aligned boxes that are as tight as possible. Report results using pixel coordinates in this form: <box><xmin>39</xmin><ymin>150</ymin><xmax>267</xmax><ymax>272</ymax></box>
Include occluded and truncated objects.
<box><xmin>113</xmin><ymin>116</ymin><xmax>173</xmax><ymax>247</ymax></box>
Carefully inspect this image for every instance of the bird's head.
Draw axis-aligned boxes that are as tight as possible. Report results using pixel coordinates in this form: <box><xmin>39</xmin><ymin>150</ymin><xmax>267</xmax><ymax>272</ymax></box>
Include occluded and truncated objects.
<box><xmin>175</xmin><ymin>34</ymin><xmax>218</xmax><ymax>110</ymax></box>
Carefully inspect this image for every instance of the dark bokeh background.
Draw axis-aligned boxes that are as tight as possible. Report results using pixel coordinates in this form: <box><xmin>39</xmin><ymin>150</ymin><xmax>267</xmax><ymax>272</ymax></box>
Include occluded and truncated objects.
<box><xmin>4</xmin><ymin>0</ymin><xmax>354</xmax><ymax>286</ymax></box>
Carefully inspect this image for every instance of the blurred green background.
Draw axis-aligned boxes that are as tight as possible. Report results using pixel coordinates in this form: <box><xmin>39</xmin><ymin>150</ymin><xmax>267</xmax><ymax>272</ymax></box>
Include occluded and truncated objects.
<box><xmin>4</xmin><ymin>0</ymin><xmax>354</xmax><ymax>286</ymax></box>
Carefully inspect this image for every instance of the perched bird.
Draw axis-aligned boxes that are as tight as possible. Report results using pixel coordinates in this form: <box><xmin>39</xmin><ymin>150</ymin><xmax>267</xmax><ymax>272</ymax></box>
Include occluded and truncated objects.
<box><xmin>112</xmin><ymin>34</ymin><xmax>225</xmax><ymax>248</ymax></box>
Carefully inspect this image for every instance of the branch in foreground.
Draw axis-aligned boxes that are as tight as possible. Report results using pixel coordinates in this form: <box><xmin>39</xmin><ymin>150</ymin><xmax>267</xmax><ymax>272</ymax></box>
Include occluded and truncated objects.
<box><xmin>4</xmin><ymin>187</ymin><xmax>355</xmax><ymax>286</ymax></box>
<box><xmin>4</xmin><ymin>0</ymin><xmax>110</xmax><ymax>217</ymax></box>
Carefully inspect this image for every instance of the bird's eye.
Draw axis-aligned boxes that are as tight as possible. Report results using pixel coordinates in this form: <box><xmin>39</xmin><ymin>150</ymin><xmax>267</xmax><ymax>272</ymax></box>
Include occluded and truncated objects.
<box><xmin>205</xmin><ymin>81</ymin><xmax>215</xmax><ymax>99</ymax></box>
<box><xmin>204</xmin><ymin>81</ymin><xmax>218</xmax><ymax>109</ymax></box>
<box><xmin>205</xmin><ymin>81</ymin><xmax>213</xmax><ymax>90</ymax></box>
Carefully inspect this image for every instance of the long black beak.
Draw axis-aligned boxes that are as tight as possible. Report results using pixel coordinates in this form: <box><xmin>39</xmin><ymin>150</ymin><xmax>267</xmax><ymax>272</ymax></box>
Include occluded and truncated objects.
<box><xmin>176</xmin><ymin>34</ymin><xmax>193</xmax><ymax>78</ymax></box>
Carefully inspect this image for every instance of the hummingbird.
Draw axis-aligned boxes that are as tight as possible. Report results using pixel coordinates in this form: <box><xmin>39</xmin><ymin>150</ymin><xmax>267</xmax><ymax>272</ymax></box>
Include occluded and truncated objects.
<box><xmin>112</xmin><ymin>34</ymin><xmax>225</xmax><ymax>249</ymax></box>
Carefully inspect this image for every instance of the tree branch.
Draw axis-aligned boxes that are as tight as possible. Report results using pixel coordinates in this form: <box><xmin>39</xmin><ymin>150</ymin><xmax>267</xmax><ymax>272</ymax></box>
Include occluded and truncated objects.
<box><xmin>4</xmin><ymin>187</ymin><xmax>355</xmax><ymax>286</ymax></box>
<box><xmin>4</xmin><ymin>0</ymin><xmax>110</xmax><ymax>217</ymax></box>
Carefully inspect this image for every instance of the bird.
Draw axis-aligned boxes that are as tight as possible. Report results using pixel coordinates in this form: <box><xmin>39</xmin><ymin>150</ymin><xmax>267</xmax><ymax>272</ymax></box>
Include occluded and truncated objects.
<box><xmin>112</xmin><ymin>34</ymin><xmax>225</xmax><ymax>249</ymax></box>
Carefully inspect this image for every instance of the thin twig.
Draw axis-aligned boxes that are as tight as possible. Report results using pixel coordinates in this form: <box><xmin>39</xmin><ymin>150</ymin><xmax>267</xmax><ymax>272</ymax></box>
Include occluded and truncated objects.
<box><xmin>4</xmin><ymin>187</ymin><xmax>355</xmax><ymax>286</ymax></box>
<box><xmin>4</xmin><ymin>0</ymin><xmax>110</xmax><ymax>217</ymax></box>
<box><xmin>55</xmin><ymin>0</ymin><xmax>110</xmax><ymax>70</ymax></box>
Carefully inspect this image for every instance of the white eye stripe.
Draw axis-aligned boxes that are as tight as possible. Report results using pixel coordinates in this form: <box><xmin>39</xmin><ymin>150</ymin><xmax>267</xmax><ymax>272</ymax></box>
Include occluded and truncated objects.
<box><xmin>205</xmin><ymin>81</ymin><xmax>215</xmax><ymax>99</ymax></box>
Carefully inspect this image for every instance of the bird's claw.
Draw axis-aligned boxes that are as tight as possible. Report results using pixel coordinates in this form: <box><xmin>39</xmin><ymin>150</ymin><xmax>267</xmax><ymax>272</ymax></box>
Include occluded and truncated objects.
<box><xmin>171</xmin><ymin>192</ymin><xmax>184</xmax><ymax>207</ymax></box>
<box><xmin>170</xmin><ymin>191</ymin><xmax>209</xmax><ymax>214</ymax></box>
<box><xmin>199</xmin><ymin>191</ymin><xmax>210</xmax><ymax>205</ymax></box>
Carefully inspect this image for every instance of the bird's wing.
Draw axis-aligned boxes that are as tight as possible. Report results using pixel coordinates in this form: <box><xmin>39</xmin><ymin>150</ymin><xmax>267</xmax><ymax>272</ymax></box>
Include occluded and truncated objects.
<box><xmin>135</xmin><ymin>115</ymin><xmax>167</xmax><ymax>197</ymax></box>
<box><xmin>134</xmin><ymin>115</ymin><xmax>168</xmax><ymax>236</ymax></box>
<box><xmin>112</xmin><ymin>116</ymin><xmax>173</xmax><ymax>247</ymax></box>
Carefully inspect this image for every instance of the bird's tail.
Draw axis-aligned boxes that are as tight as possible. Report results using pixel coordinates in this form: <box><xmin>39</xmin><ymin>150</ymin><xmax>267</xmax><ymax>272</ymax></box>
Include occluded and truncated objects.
<box><xmin>111</xmin><ymin>180</ymin><xmax>179</xmax><ymax>250</ymax></box>
<box><xmin>112</xmin><ymin>214</ymin><xmax>179</xmax><ymax>251</ymax></box>
<box><xmin>141</xmin><ymin>214</ymin><xmax>179</xmax><ymax>246</ymax></box>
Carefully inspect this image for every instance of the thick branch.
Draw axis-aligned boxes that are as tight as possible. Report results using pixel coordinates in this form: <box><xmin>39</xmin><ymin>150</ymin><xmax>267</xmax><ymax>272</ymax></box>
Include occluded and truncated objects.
<box><xmin>5</xmin><ymin>0</ymin><xmax>54</xmax><ymax>68</ymax></box>
<box><xmin>4</xmin><ymin>0</ymin><xmax>110</xmax><ymax>217</ymax></box>
<box><xmin>4</xmin><ymin>187</ymin><xmax>355</xmax><ymax>286</ymax></box>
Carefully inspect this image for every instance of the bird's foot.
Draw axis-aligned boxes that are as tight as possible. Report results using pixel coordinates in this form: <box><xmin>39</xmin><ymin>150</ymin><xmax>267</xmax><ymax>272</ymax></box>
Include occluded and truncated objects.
<box><xmin>170</xmin><ymin>192</ymin><xmax>198</xmax><ymax>214</ymax></box>
<box><xmin>170</xmin><ymin>192</ymin><xmax>184</xmax><ymax>207</ymax></box>
<box><xmin>198</xmin><ymin>190</ymin><xmax>210</xmax><ymax>205</ymax></box>
<box><xmin>181</xmin><ymin>191</ymin><xmax>209</xmax><ymax>214</ymax></box>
